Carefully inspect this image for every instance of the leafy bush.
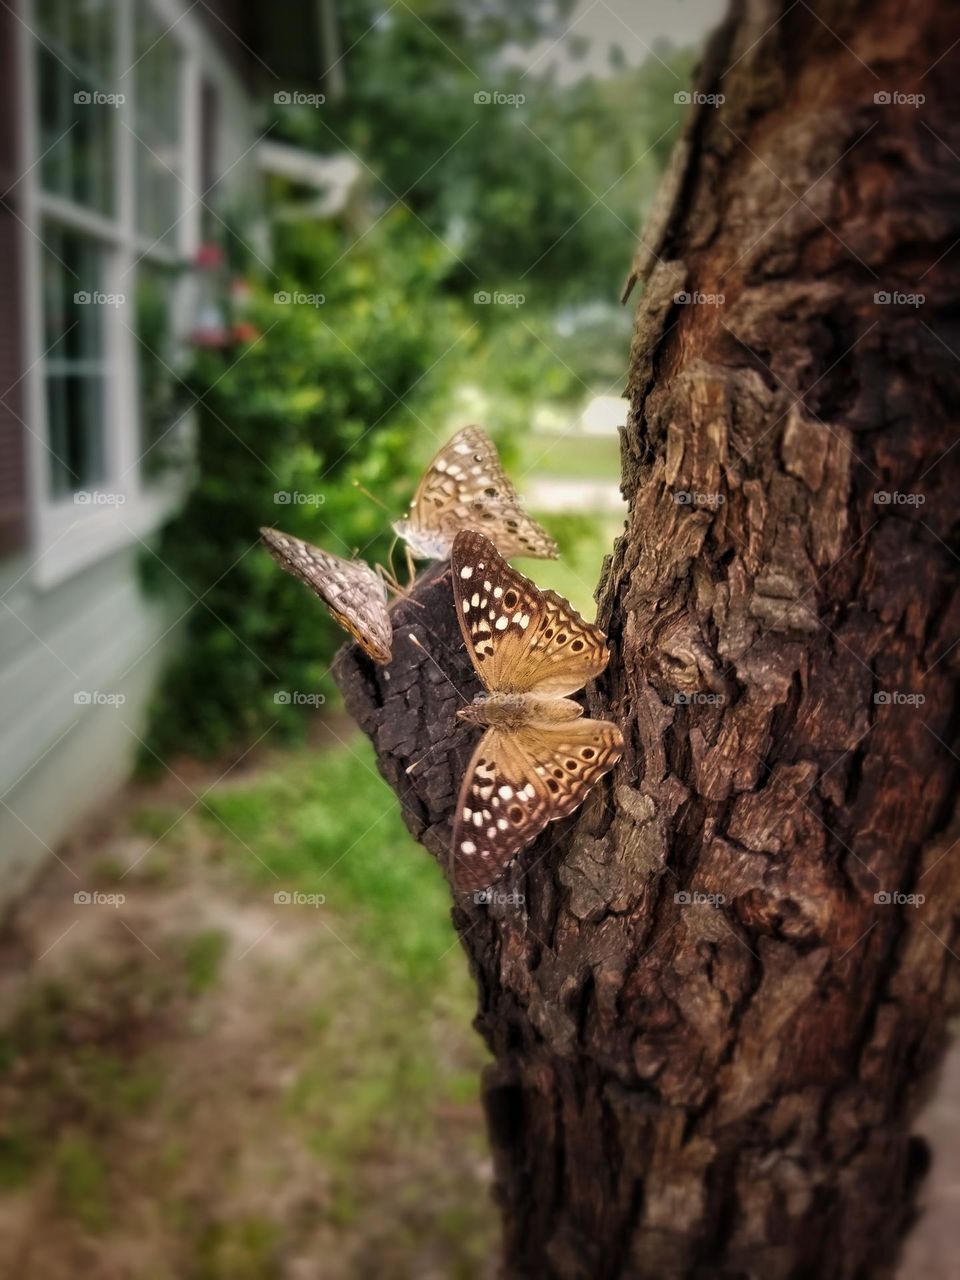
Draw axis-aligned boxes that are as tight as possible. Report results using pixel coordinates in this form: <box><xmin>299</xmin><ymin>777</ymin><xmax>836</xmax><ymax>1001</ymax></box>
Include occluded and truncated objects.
<box><xmin>141</xmin><ymin>213</ymin><xmax>473</xmax><ymax>761</ymax></box>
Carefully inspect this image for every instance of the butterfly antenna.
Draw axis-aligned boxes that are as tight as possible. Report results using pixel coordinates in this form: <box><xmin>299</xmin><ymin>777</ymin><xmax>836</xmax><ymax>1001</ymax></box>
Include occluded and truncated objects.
<box><xmin>352</xmin><ymin>478</ymin><xmax>392</xmax><ymax>514</ymax></box>
<box><xmin>407</xmin><ymin>633</ymin><xmax>468</xmax><ymax>704</ymax></box>
<box><xmin>387</xmin><ymin>533</ymin><xmax>401</xmax><ymax>587</ymax></box>
<box><xmin>405</xmin><ymin>738</ymin><xmax>448</xmax><ymax>774</ymax></box>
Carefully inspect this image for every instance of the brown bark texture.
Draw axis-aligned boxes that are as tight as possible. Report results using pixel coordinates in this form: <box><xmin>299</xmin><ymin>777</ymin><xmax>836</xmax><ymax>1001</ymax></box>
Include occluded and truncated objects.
<box><xmin>333</xmin><ymin>2</ymin><xmax>960</xmax><ymax>1276</ymax></box>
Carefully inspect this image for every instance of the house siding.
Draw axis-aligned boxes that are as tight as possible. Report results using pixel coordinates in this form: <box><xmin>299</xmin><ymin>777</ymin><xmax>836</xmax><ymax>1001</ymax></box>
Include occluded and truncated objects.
<box><xmin>0</xmin><ymin>544</ymin><xmax>179</xmax><ymax>907</ymax></box>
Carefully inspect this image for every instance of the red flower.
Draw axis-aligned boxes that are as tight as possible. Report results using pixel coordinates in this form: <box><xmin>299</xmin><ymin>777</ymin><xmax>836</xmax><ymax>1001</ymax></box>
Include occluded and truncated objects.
<box><xmin>230</xmin><ymin>321</ymin><xmax>260</xmax><ymax>344</ymax></box>
<box><xmin>195</xmin><ymin>242</ymin><xmax>224</xmax><ymax>270</ymax></box>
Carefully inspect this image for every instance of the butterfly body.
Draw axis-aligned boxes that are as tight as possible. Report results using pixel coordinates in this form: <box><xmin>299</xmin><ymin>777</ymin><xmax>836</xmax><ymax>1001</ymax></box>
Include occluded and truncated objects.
<box><xmin>449</xmin><ymin>530</ymin><xmax>623</xmax><ymax>892</ymax></box>
<box><xmin>457</xmin><ymin>693</ymin><xmax>583</xmax><ymax>730</ymax></box>
<box><xmin>390</xmin><ymin>518</ymin><xmax>450</xmax><ymax>562</ymax></box>
<box><xmin>395</xmin><ymin>425</ymin><xmax>558</xmax><ymax>562</ymax></box>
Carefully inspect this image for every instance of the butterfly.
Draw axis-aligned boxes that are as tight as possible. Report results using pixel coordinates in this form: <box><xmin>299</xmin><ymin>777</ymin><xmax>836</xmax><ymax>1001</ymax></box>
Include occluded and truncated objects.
<box><xmin>392</xmin><ymin>425</ymin><xmax>558</xmax><ymax>562</ymax></box>
<box><xmin>449</xmin><ymin>529</ymin><xmax>623</xmax><ymax>893</ymax></box>
<box><xmin>260</xmin><ymin>527</ymin><xmax>392</xmax><ymax>664</ymax></box>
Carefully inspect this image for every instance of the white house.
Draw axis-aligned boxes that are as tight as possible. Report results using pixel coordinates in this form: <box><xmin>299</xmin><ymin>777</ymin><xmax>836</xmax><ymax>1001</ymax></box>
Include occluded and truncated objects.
<box><xmin>0</xmin><ymin>0</ymin><xmax>329</xmax><ymax>906</ymax></box>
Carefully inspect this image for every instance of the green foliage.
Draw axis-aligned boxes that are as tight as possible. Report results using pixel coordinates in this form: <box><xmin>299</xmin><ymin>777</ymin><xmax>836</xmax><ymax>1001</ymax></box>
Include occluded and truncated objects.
<box><xmin>142</xmin><ymin>213</ymin><xmax>471</xmax><ymax>761</ymax></box>
<box><xmin>309</xmin><ymin>2</ymin><xmax>696</xmax><ymax>304</ymax></box>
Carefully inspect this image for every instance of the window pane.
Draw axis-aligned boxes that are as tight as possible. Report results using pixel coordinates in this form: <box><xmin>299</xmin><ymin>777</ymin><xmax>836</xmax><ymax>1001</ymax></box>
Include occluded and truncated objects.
<box><xmin>42</xmin><ymin>225</ymin><xmax>104</xmax><ymax>360</ymax></box>
<box><xmin>47</xmin><ymin>374</ymin><xmax>106</xmax><ymax>497</ymax></box>
<box><xmin>136</xmin><ymin>264</ymin><xmax>182</xmax><ymax>481</ymax></box>
<box><xmin>42</xmin><ymin>225</ymin><xmax>108</xmax><ymax>498</ymax></box>
<box><xmin>134</xmin><ymin>1</ymin><xmax>184</xmax><ymax>246</ymax></box>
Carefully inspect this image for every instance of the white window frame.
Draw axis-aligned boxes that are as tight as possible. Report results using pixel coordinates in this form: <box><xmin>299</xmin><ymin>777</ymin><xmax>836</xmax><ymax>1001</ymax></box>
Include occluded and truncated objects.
<box><xmin>19</xmin><ymin>0</ymin><xmax>203</xmax><ymax>588</ymax></box>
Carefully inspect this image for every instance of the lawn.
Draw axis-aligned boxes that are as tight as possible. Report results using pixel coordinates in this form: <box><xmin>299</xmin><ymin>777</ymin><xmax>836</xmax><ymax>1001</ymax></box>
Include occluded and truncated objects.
<box><xmin>516</xmin><ymin>430</ymin><xmax>621</xmax><ymax>482</ymax></box>
<box><xmin>0</xmin><ymin>730</ymin><xmax>496</xmax><ymax>1279</ymax></box>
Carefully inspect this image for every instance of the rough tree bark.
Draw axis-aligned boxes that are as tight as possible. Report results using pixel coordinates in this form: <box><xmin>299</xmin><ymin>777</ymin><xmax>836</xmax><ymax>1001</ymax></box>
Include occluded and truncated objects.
<box><xmin>334</xmin><ymin>2</ymin><xmax>960</xmax><ymax>1276</ymax></box>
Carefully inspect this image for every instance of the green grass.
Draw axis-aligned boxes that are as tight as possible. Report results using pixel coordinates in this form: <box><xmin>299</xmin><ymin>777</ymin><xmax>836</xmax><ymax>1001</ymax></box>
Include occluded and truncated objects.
<box><xmin>191</xmin><ymin>1216</ymin><xmax>283</xmax><ymax>1280</ymax></box>
<box><xmin>183</xmin><ymin>929</ymin><xmax>230</xmax><ymax>994</ymax></box>
<box><xmin>186</xmin><ymin>734</ymin><xmax>488</xmax><ymax>1191</ymax></box>
<box><xmin>198</xmin><ymin>738</ymin><xmax>459</xmax><ymax>988</ymax></box>
<box><xmin>516</xmin><ymin>430</ymin><xmax>621</xmax><ymax>482</ymax></box>
<box><xmin>0</xmin><ymin>1125</ymin><xmax>36</xmax><ymax>1189</ymax></box>
<box><xmin>54</xmin><ymin>1133</ymin><xmax>110</xmax><ymax>1231</ymax></box>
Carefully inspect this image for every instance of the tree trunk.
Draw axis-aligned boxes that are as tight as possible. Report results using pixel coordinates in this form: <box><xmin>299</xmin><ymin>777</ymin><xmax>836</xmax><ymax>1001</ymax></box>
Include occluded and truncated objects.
<box><xmin>334</xmin><ymin>1</ymin><xmax>960</xmax><ymax>1275</ymax></box>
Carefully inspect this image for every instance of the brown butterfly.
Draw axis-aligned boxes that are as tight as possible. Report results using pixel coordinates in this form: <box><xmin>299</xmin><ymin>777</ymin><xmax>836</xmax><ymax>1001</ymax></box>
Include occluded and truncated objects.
<box><xmin>449</xmin><ymin>529</ymin><xmax>622</xmax><ymax>893</ymax></box>
<box><xmin>260</xmin><ymin>527</ymin><xmax>392</xmax><ymax>663</ymax></box>
<box><xmin>392</xmin><ymin>425</ymin><xmax>558</xmax><ymax>562</ymax></box>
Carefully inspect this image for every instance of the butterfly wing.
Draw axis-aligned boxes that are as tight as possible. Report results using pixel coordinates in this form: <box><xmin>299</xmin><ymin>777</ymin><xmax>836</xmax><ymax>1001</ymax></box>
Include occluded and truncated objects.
<box><xmin>260</xmin><ymin>527</ymin><xmax>392</xmax><ymax>663</ymax></box>
<box><xmin>451</xmin><ymin>529</ymin><xmax>609</xmax><ymax>696</ymax></box>
<box><xmin>404</xmin><ymin>426</ymin><xmax>557</xmax><ymax>560</ymax></box>
<box><xmin>451</xmin><ymin>718</ymin><xmax>623</xmax><ymax>892</ymax></box>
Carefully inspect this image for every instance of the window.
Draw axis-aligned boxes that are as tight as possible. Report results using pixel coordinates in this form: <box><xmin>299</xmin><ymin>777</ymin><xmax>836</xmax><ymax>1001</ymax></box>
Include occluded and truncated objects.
<box><xmin>42</xmin><ymin>225</ymin><xmax>108</xmax><ymax>497</ymax></box>
<box><xmin>29</xmin><ymin>0</ymin><xmax>190</xmax><ymax>527</ymax></box>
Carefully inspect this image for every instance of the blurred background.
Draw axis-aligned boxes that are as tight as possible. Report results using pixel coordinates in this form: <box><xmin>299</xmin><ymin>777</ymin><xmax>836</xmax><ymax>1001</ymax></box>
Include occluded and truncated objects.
<box><xmin>9</xmin><ymin>2</ymin><xmax>953</xmax><ymax>1278</ymax></box>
